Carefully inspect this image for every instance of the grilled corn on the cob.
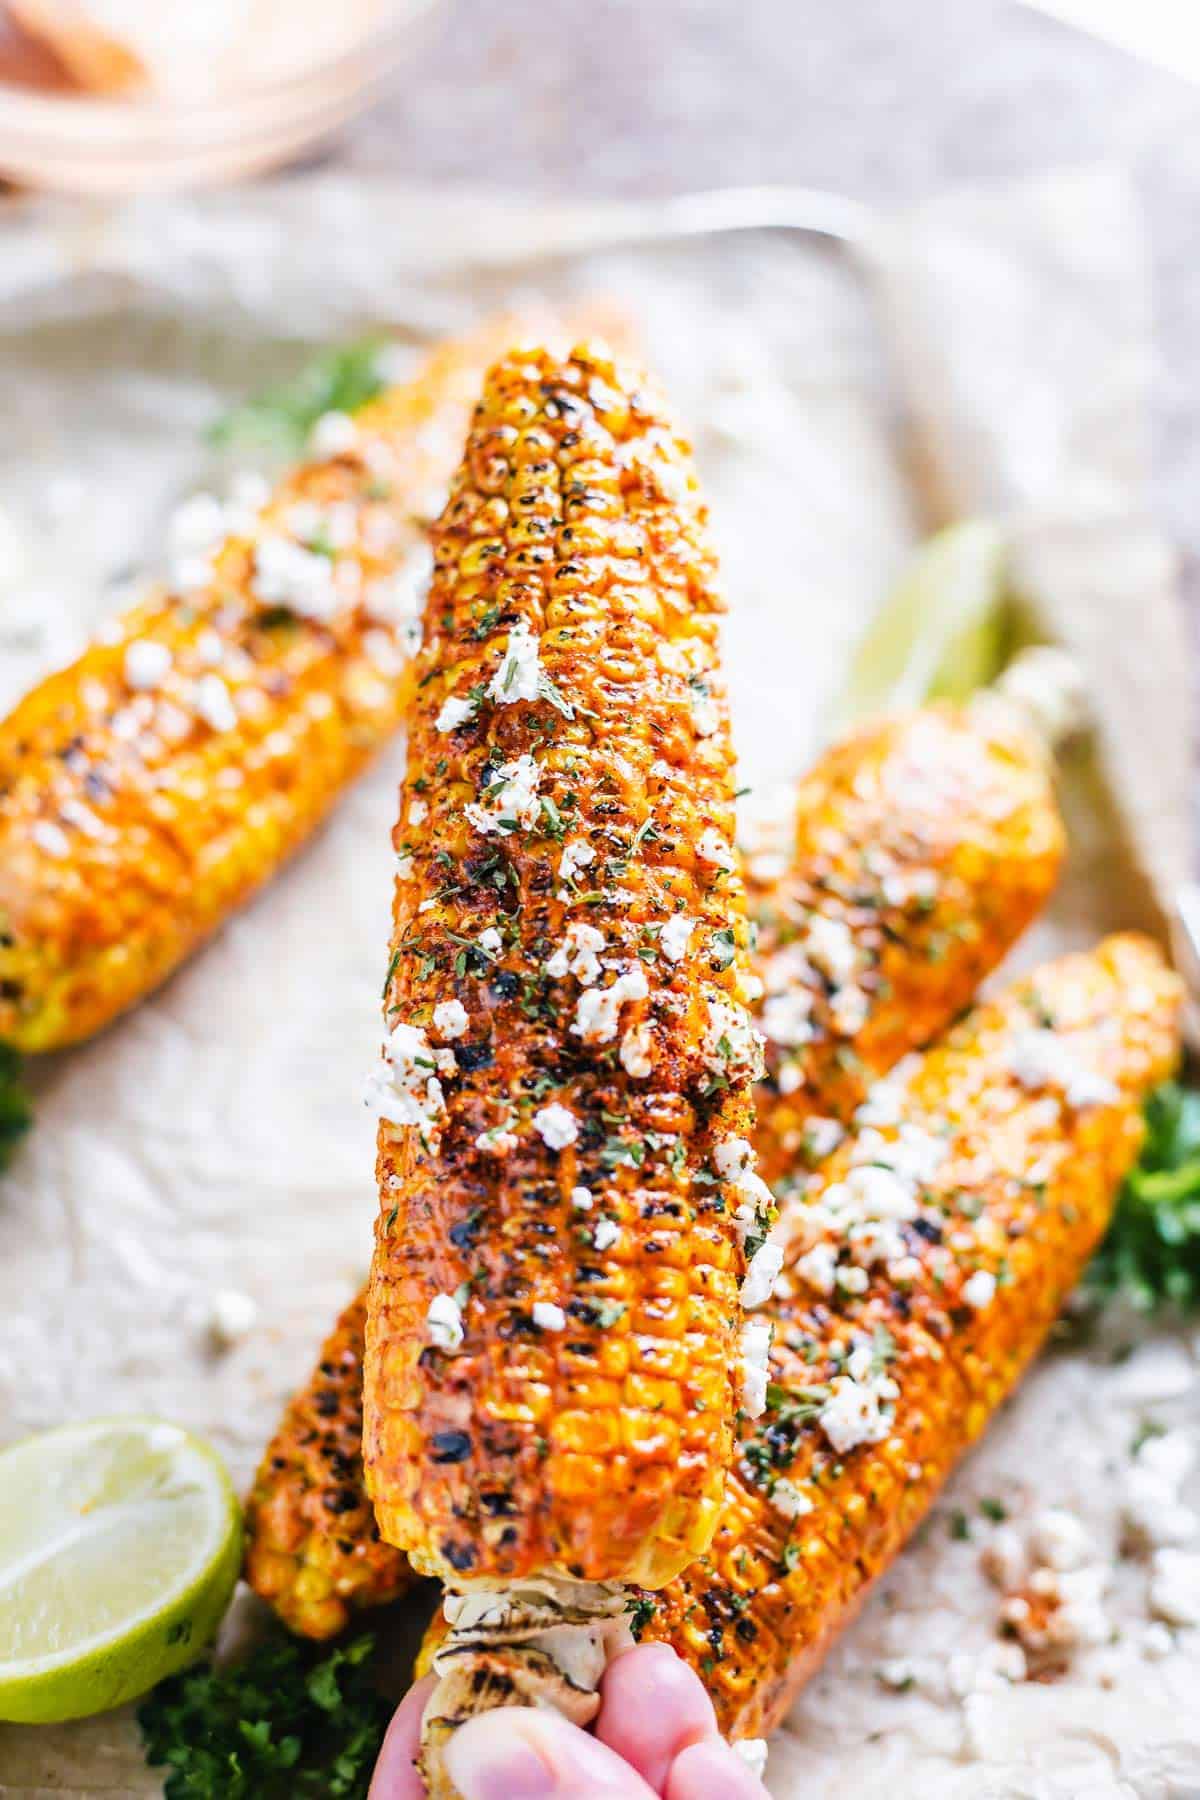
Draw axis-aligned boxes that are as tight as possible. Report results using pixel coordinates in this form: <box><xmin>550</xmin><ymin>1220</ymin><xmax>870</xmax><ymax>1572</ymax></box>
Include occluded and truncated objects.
<box><xmin>243</xmin><ymin>1291</ymin><xmax>411</xmax><ymax>1640</ymax></box>
<box><xmin>244</xmin><ymin>695</ymin><xmax>1064</xmax><ymax>1640</ymax></box>
<box><xmin>0</xmin><ymin>319</ymin><xmax>547</xmax><ymax>1054</ymax></box>
<box><xmin>360</xmin><ymin>342</ymin><xmax>767</xmax><ymax>1783</ymax></box>
<box><xmin>635</xmin><ymin>934</ymin><xmax>1180</xmax><ymax>1743</ymax></box>
<box><xmin>753</xmin><ymin>699</ymin><xmax>1064</xmax><ymax>1191</ymax></box>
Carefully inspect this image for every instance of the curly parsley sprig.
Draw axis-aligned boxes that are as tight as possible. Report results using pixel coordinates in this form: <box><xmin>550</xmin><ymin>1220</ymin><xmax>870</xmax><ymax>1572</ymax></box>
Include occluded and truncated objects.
<box><xmin>1087</xmin><ymin>1080</ymin><xmax>1200</xmax><ymax>1312</ymax></box>
<box><xmin>137</xmin><ymin>1631</ymin><xmax>392</xmax><ymax>1800</ymax></box>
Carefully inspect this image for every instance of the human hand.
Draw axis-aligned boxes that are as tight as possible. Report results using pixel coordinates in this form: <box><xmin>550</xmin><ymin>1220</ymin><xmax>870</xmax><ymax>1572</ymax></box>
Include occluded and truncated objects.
<box><xmin>369</xmin><ymin>1642</ymin><xmax>770</xmax><ymax>1798</ymax></box>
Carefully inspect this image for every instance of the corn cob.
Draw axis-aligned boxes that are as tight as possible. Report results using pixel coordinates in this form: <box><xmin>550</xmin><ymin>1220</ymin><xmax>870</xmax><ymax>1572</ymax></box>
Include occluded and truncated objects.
<box><xmin>0</xmin><ymin>318</ymin><xmax>554</xmax><ymax>1055</ymax></box>
<box><xmin>360</xmin><ymin>342</ymin><xmax>766</xmax><ymax>1785</ymax></box>
<box><xmin>634</xmin><ymin>934</ymin><xmax>1180</xmax><ymax>1745</ymax></box>
<box><xmin>243</xmin><ymin>1291</ymin><xmax>411</xmax><ymax>1640</ymax></box>
<box><xmin>752</xmin><ymin>699</ymin><xmax>1064</xmax><ymax>1192</ymax></box>
<box><xmin>243</xmin><ymin>694</ymin><xmax>1063</xmax><ymax>1639</ymax></box>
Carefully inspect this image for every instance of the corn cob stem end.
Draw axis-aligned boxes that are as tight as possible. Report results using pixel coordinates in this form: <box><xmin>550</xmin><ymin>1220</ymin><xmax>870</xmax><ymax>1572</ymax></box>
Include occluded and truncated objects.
<box><xmin>419</xmin><ymin>1578</ymin><xmax>633</xmax><ymax>1797</ymax></box>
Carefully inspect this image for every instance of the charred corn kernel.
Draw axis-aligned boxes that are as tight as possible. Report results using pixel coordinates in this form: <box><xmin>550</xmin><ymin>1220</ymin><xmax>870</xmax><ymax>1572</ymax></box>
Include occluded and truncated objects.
<box><xmin>750</xmin><ymin>702</ymin><xmax>1064</xmax><ymax>1192</ymax></box>
<box><xmin>0</xmin><ymin>318</ymin><xmax>562</xmax><ymax>1055</ymax></box>
<box><xmin>361</xmin><ymin>343</ymin><xmax>765</xmax><ymax>1789</ymax></box>
<box><xmin>244</xmin><ymin>695</ymin><xmax>1066</xmax><ymax>1640</ymax></box>
<box><xmin>635</xmin><ymin>934</ymin><xmax>1181</xmax><ymax>1741</ymax></box>
<box><xmin>363</xmin><ymin>340</ymin><xmax>761</xmax><ymax>1595</ymax></box>
<box><xmin>244</xmin><ymin>1291</ymin><xmax>409</xmax><ymax>1639</ymax></box>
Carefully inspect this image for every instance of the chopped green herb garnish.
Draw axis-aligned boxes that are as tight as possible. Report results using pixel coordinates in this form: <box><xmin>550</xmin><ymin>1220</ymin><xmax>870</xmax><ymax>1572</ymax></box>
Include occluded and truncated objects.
<box><xmin>1086</xmin><ymin>1081</ymin><xmax>1200</xmax><ymax>1312</ymax></box>
<box><xmin>138</xmin><ymin>1631</ymin><xmax>391</xmax><ymax>1799</ymax></box>
<box><xmin>208</xmin><ymin>340</ymin><xmax>390</xmax><ymax>456</ymax></box>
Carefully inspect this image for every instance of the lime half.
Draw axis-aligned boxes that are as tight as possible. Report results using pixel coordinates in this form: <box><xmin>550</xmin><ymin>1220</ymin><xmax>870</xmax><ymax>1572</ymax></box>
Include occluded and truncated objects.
<box><xmin>0</xmin><ymin>1416</ymin><xmax>241</xmax><ymax>1723</ymax></box>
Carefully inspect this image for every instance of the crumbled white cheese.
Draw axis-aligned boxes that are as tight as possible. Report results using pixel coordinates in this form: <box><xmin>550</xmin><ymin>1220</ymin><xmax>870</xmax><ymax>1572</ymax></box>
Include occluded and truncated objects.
<box><xmin>619</xmin><ymin>1020</ymin><xmax>655</xmax><ymax>1079</ymax></box>
<box><xmin>770</xmin><ymin>1478</ymin><xmax>813</xmax><ymax>1521</ymax></box>
<box><xmin>963</xmin><ymin>1269</ymin><xmax>997</xmax><ymax>1310</ymax></box>
<box><xmin>570</xmin><ymin>1186</ymin><xmax>594</xmax><ymax>1210</ymax></box>
<box><xmin>436</xmin><ymin>693</ymin><xmax>478</xmax><ymax>734</ymax></box>
<box><xmin>364</xmin><ymin>1022</ymin><xmax>446</xmax><ymax>1136</ymax></box>
<box><xmin>593</xmin><ymin>1219</ymin><xmax>620</xmax><ymax>1252</ymax></box>
<box><xmin>740</xmin><ymin>1318</ymin><xmax>773</xmax><ymax>1418</ymax></box>
<box><xmin>558</xmin><ymin>838</ymin><xmax>596</xmax><ymax>893</ymax></box>
<box><xmin>1046</xmin><ymin>1565</ymin><xmax>1112</xmax><ymax>1648</ymax></box>
<box><xmin>427</xmin><ymin>1292</ymin><xmax>464</xmax><ymax>1351</ymax></box>
<box><xmin>309</xmin><ymin>410</ymin><xmax>360</xmax><ymax>457</ymax></box>
<box><xmin>830</xmin><ymin>983</ymin><xmax>870</xmax><ymax>1038</ymax></box>
<box><xmin>761</xmin><ymin>985</ymin><xmax>815</xmax><ymax>1049</ymax></box>
<box><xmin>475</xmin><ymin>1113</ymin><xmax>519</xmax><ymax>1156</ymax></box>
<box><xmin>826</xmin><ymin>1163</ymin><xmax>921</xmax><ymax>1226</ymax></box>
<box><xmin>741</xmin><ymin>1240</ymin><xmax>785</xmax><ymax>1309</ymax></box>
<box><xmin>465</xmin><ymin>754</ymin><xmax>542</xmax><ymax>835</ymax></box>
<box><xmin>478</xmin><ymin>927</ymin><xmax>503</xmax><ymax>956</ymax></box>
<box><xmin>980</xmin><ymin>1526</ymin><xmax>1027</xmax><ymax>1590</ymax></box>
<box><xmin>732</xmin><ymin>1738</ymin><xmax>768</xmax><ymax>1779</ymax></box>
<box><xmin>533</xmin><ymin>1103</ymin><xmax>579</xmax><ymax>1151</ymax></box>
<box><xmin>803</xmin><ymin>913</ymin><xmax>859</xmax><ymax>986</ymax></box>
<box><xmin>702</xmin><ymin>992</ymin><xmax>766</xmax><ymax>1080</ymax></box>
<box><xmin>1149</xmin><ymin>1550</ymin><xmax>1200</xmax><ymax>1627</ymax></box>
<box><xmin>488</xmin><ymin>618</ymin><xmax>541</xmax><ymax>704</ymax></box>
<box><xmin>881</xmin><ymin>866</ymin><xmax>939</xmax><ymax>910</ymax></box>
<box><xmin>659</xmin><ymin>914</ymin><xmax>696</xmax><ymax>962</ymax></box>
<box><xmin>695</xmin><ymin>825</ymin><xmax>735</xmax><ymax>870</ymax></box>
<box><xmin>545</xmin><ymin>922</ymin><xmax>606</xmax><ymax>987</ymax></box>
<box><xmin>847</xmin><ymin>1216</ymin><xmax>908</xmax><ymax>1268</ymax></box>
<box><xmin>225</xmin><ymin>470</ymin><xmax>271</xmax><ymax>534</ymax></box>
<box><xmin>432</xmin><ymin>1000</ymin><xmax>469</xmax><ymax>1041</ymax></box>
<box><xmin>31</xmin><ymin>819</ymin><xmax>70</xmax><ymax>859</ymax></box>
<box><xmin>819</xmin><ymin>1372</ymin><xmax>899</xmax><ymax>1454</ymax></box>
<box><xmin>796</xmin><ymin>1242</ymin><xmax>839</xmax><ymax>1295</ymax></box>
<box><xmin>713</xmin><ymin>1137</ymin><xmax>754</xmax><ymax>1181</ymax></box>
<box><xmin>194</xmin><ymin>673</ymin><xmax>238</xmax><ymax>733</ymax></box>
<box><xmin>803</xmin><ymin>1116</ymin><xmax>844</xmax><ymax>1161</ymax></box>
<box><xmin>852</xmin><ymin>1122</ymin><xmax>945</xmax><ymax>1187</ymax></box>
<box><xmin>252</xmin><ymin>533</ymin><xmax>341</xmax><ymax>621</ymax></box>
<box><xmin>207</xmin><ymin>1287</ymin><xmax>257</xmax><ymax>1349</ymax></box>
<box><xmin>123</xmin><ymin>638</ymin><xmax>172</xmax><ymax>692</ymax></box>
<box><xmin>572</xmin><ymin>964</ymin><xmax>650</xmax><ymax>1044</ymax></box>
<box><xmin>408</xmin><ymin>797</ymin><xmax>428</xmax><ymax>826</ymax></box>
<box><xmin>168</xmin><ymin>492</ymin><xmax>226</xmax><ymax>558</ymax></box>
<box><xmin>1008</xmin><ymin>1028</ymin><xmax>1119</xmax><ymax>1110</ymax></box>
<box><xmin>532</xmin><ymin>1301</ymin><xmax>566</xmax><ymax>1332</ymax></box>
<box><xmin>691</xmin><ymin>691</ymin><xmax>721</xmax><ymax>737</ymax></box>
<box><xmin>1029</xmin><ymin>1508</ymin><xmax>1094</xmax><ymax>1572</ymax></box>
<box><xmin>837</xmin><ymin>1265</ymin><xmax>870</xmax><ymax>1296</ymax></box>
<box><xmin>1122</xmin><ymin>1432</ymin><xmax>1199</xmax><ymax>1549</ymax></box>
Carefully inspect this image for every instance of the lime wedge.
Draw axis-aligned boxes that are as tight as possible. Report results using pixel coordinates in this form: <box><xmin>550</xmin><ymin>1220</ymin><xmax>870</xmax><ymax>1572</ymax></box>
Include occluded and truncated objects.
<box><xmin>0</xmin><ymin>1417</ymin><xmax>241</xmax><ymax>1723</ymax></box>
<box><xmin>827</xmin><ymin>518</ymin><xmax>1012</xmax><ymax>736</ymax></box>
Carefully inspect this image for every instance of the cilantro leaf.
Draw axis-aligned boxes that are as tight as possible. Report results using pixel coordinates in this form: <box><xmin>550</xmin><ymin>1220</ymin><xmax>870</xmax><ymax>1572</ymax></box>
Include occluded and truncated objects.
<box><xmin>137</xmin><ymin>1631</ymin><xmax>391</xmax><ymax>1799</ymax></box>
<box><xmin>208</xmin><ymin>341</ymin><xmax>391</xmax><ymax>457</ymax></box>
<box><xmin>1086</xmin><ymin>1080</ymin><xmax>1200</xmax><ymax>1312</ymax></box>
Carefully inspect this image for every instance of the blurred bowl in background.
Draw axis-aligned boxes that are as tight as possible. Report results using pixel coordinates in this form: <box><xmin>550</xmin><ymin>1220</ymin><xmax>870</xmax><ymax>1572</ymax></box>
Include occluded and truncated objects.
<box><xmin>0</xmin><ymin>0</ymin><xmax>441</xmax><ymax>192</ymax></box>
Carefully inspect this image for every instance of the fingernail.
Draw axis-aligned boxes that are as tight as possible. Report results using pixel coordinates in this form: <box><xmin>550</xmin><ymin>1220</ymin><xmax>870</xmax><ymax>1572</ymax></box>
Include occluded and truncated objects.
<box><xmin>443</xmin><ymin>1713</ymin><xmax>556</xmax><ymax>1800</ymax></box>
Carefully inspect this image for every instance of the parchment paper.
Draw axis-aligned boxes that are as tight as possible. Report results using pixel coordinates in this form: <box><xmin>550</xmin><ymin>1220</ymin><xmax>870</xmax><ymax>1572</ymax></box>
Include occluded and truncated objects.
<box><xmin>0</xmin><ymin>166</ymin><xmax>1195</xmax><ymax>1798</ymax></box>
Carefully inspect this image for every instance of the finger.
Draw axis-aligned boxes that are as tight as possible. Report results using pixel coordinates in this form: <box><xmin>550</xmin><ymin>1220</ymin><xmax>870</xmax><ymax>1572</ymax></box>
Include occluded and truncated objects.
<box><xmin>444</xmin><ymin>1704</ymin><xmax>661</xmax><ymax>1799</ymax></box>
<box><xmin>595</xmin><ymin>1644</ymin><xmax>718</xmax><ymax>1792</ymax></box>
<box><xmin>664</xmin><ymin>1737</ymin><xmax>771</xmax><ymax>1800</ymax></box>
<box><xmin>368</xmin><ymin>1676</ymin><xmax>436</xmax><ymax>1799</ymax></box>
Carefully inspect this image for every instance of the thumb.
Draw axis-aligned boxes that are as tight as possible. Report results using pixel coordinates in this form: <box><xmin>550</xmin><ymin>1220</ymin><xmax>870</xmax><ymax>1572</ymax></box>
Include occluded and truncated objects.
<box><xmin>443</xmin><ymin>1706</ymin><xmax>660</xmax><ymax>1800</ymax></box>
